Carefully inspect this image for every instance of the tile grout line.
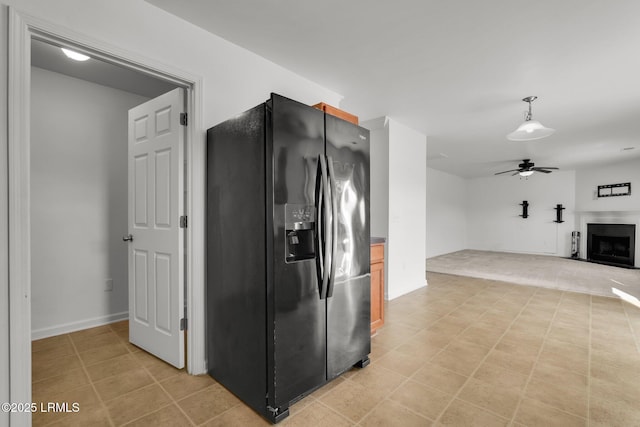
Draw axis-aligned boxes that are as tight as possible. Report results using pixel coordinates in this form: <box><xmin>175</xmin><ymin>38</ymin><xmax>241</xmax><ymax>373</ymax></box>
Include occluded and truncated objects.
<box><xmin>119</xmin><ymin>399</ymin><xmax>188</xmax><ymax>427</ymax></box>
<box><xmin>389</xmin><ymin>282</ymin><xmax>507</xmax><ymax>424</ymax></box>
<box><xmin>351</xmin><ymin>279</ymin><xmax>497</xmax><ymax>425</ymax></box>
<box><xmin>422</xmin><ymin>279</ymin><xmax>535</xmax><ymax>424</ymax></box>
<box><xmin>508</xmin><ymin>291</ymin><xmax>590</xmax><ymax>426</ymax></box>
<box><xmin>431</xmin><ymin>287</ymin><xmax>542</xmax><ymax>426</ymax></box>
<box><xmin>152</xmin><ymin>379</ymin><xmax>199</xmax><ymax>427</ymax></box>
<box><xmin>504</xmin><ymin>290</ymin><xmax>565</xmax><ymax>427</ymax></box>
<box><xmin>429</xmin><ymin>285</ymin><xmax>520</xmax><ymax>424</ymax></box>
<box><xmin>350</xmin><ymin>285</ymin><xmax>473</xmax><ymax>423</ymax></box>
<box><xmin>30</xmin><ymin>337</ymin><xmax>76</xmax><ymax>385</ymax></box>
<box><xmin>337</xmin><ymin>349</ymin><xmax>418</xmax><ymax>425</ymax></box>
<box><xmin>314</xmin><ymin>395</ymin><xmax>371</xmax><ymax>426</ymax></box>
<box><xmin>620</xmin><ymin>299</ymin><xmax>640</xmax><ymax>357</ymax></box>
<box><xmin>348</xmin><ymin>367</ymin><xmax>432</xmax><ymax>426</ymax></box>
<box><xmin>587</xmin><ymin>295</ymin><xmax>593</xmax><ymax>427</ymax></box>
<box><xmin>187</xmin><ymin>388</ymin><xmax>245</xmax><ymax>426</ymax></box>
<box><xmin>113</xmin><ymin>322</ymin><xmax>198</xmax><ymax>427</ymax></box>
<box><xmin>66</xmin><ymin>331</ymin><xmax>117</xmax><ymax>427</ymax></box>
<box><xmin>34</xmin><ymin>276</ymin><xmax>630</xmax><ymax>426</ymax></box>
<box><xmin>323</xmin><ymin>279</ymin><xmax>591</xmax><ymax>427</ymax></box>
<box><xmin>112</xmin><ymin>384</ymin><xmax>179</xmax><ymax>426</ymax></box>
<box><xmin>31</xmin><ymin>336</ymin><xmax>72</xmax><ymax>427</ymax></box>
<box><xmin>272</xmin><ymin>382</ymin><xmax>347</xmax><ymax>424</ymax></box>
<box><xmin>340</xmin><ymin>362</ymin><xmax>415</xmax><ymax>425</ymax></box>
<box><xmin>69</xmin><ymin>323</ymin><xmax>189</xmax><ymax>427</ymax></box>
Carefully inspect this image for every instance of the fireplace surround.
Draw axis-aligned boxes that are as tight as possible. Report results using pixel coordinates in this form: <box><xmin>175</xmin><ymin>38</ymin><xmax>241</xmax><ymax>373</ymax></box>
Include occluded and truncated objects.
<box><xmin>587</xmin><ymin>223</ymin><xmax>636</xmax><ymax>268</ymax></box>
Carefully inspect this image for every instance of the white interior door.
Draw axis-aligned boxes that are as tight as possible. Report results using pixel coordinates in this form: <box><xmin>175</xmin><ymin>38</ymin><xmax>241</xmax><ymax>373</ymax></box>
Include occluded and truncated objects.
<box><xmin>127</xmin><ymin>88</ymin><xmax>185</xmax><ymax>368</ymax></box>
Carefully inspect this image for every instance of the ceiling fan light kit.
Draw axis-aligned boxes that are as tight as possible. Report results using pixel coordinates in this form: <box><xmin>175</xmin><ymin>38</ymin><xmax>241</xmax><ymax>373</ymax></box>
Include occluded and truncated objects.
<box><xmin>507</xmin><ymin>96</ymin><xmax>555</xmax><ymax>141</ymax></box>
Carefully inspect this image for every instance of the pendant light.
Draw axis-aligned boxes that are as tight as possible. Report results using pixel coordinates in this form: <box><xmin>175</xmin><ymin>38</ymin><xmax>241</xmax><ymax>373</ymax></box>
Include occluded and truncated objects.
<box><xmin>507</xmin><ymin>96</ymin><xmax>555</xmax><ymax>141</ymax></box>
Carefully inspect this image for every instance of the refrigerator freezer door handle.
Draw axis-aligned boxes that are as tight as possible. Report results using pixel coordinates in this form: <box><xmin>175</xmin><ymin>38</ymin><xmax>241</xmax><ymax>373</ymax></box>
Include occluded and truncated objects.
<box><xmin>320</xmin><ymin>155</ymin><xmax>332</xmax><ymax>299</ymax></box>
<box><xmin>315</xmin><ymin>155</ymin><xmax>324</xmax><ymax>298</ymax></box>
<box><xmin>326</xmin><ymin>156</ymin><xmax>338</xmax><ymax>298</ymax></box>
<box><xmin>316</xmin><ymin>155</ymin><xmax>331</xmax><ymax>300</ymax></box>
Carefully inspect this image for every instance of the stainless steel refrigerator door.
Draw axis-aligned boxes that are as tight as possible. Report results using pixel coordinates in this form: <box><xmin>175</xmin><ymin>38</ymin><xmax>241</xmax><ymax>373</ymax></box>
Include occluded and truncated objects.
<box><xmin>269</xmin><ymin>95</ymin><xmax>327</xmax><ymax>408</ymax></box>
<box><xmin>325</xmin><ymin>115</ymin><xmax>371</xmax><ymax>379</ymax></box>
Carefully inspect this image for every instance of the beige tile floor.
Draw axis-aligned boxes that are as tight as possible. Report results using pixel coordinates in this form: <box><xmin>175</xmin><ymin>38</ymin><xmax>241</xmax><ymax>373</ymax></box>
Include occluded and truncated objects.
<box><xmin>32</xmin><ymin>272</ymin><xmax>640</xmax><ymax>426</ymax></box>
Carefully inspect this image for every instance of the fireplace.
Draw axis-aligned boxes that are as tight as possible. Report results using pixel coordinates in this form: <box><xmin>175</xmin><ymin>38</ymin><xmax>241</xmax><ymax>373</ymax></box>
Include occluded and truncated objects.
<box><xmin>587</xmin><ymin>223</ymin><xmax>636</xmax><ymax>268</ymax></box>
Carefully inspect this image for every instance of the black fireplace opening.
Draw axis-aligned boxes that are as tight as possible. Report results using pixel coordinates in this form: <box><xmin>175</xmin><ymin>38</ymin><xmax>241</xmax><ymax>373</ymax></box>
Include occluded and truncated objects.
<box><xmin>587</xmin><ymin>223</ymin><xmax>636</xmax><ymax>268</ymax></box>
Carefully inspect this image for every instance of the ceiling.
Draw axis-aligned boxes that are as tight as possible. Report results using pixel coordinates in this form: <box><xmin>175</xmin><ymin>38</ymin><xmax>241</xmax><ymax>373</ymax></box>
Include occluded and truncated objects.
<box><xmin>31</xmin><ymin>38</ymin><xmax>176</xmax><ymax>98</ymax></box>
<box><xmin>148</xmin><ymin>1</ymin><xmax>640</xmax><ymax>178</ymax></box>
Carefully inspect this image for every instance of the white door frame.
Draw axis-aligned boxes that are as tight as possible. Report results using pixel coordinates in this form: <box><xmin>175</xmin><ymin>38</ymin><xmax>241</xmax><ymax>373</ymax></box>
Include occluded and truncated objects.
<box><xmin>7</xmin><ymin>7</ymin><xmax>206</xmax><ymax>423</ymax></box>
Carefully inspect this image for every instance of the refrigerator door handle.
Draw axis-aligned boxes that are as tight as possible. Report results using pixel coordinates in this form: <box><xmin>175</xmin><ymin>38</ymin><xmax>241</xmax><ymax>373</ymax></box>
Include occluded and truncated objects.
<box><xmin>316</xmin><ymin>155</ymin><xmax>331</xmax><ymax>300</ymax></box>
<box><xmin>314</xmin><ymin>155</ymin><xmax>324</xmax><ymax>298</ymax></box>
<box><xmin>326</xmin><ymin>156</ymin><xmax>338</xmax><ymax>298</ymax></box>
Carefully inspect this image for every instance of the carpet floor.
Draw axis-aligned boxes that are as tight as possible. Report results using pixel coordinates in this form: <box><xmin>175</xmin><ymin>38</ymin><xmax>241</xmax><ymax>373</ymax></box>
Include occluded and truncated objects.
<box><xmin>426</xmin><ymin>250</ymin><xmax>640</xmax><ymax>300</ymax></box>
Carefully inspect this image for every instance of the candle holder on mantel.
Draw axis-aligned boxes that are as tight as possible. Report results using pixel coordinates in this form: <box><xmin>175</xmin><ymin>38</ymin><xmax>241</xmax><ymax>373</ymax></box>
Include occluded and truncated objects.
<box><xmin>520</xmin><ymin>201</ymin><xmax>529</xmax><ymax>218</ymax></box>
<box><xmin>554</xmin><ymin>204</ymin><xmax>565</xmax><ymax>223</ymax></box>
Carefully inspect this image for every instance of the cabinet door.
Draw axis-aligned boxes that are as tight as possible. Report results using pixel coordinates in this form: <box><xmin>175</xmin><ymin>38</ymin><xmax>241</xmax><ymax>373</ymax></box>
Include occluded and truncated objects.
<box><xmin>370</xmin><ymin>259</ymin><xmax>384</xmax><ymax>334</ymax></box>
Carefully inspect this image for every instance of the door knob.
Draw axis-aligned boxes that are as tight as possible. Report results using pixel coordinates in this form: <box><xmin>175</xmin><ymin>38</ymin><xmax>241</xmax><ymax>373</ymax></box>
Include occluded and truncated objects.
<box><xmin>122</xmin><ymin>234</ymin><xmax>133</xmax><ymax>242</ymax></box>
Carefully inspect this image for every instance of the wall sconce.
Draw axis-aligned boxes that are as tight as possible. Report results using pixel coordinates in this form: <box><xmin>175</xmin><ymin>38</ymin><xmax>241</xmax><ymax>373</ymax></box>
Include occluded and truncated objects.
<box><xmin>554</xmin><ymin>204</ymin><xmax>565</xmax><ymax>223</ymax></box>
<box><xmin>520</xmin><ymin>201</ymin><xmax>529</xmax><ymax>219</ymax></box>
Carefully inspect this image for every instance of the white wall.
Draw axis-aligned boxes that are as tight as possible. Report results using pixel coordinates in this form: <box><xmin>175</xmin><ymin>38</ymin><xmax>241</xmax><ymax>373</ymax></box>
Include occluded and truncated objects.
<box><xmin>428</xmin><ymin>159</ymin><xmax>640</xmax><ymax>260</ymax></box>
<box><xmin>4</xmin><ymin>0</ymin><xmax>342</xmax><ymax>129</ymax></box>
<box><xmin>574</xmin><ymin>159</ymin><xmax>640</xmax><ymax>266</ymax></box>
<box><xmin>1</xmin><ymin>0</ymin><xmax>343</xmax><ymax>388</ymax></box>
<box><xmin>426</xmin><ymin>167</ymin><xmax>467</xmax><ymax>258</ymax></box>
<box><xmin>575</xmin><ymin>158</ymin><xmax>640</xmax><ymax>212</ymax></box>
<box><xmin>365</xmin><ymin>117</ymin><xmax>390</xmax><ymax>299</ymax></box>
<box><xmin>367</xmin><ymin>117</ymin><xmax>389</xmax><ymax>240</ymax></box>
<box><xmin>0</xmin><ymin>4</ymin><xmax>9</xmax><ymax>424</ymax></box>
<box><xmin>30</xmin><ymin>67</ymin><xmax>150</xmax><ymax>338</ymax></box>
<box><xmin>363</xmin><ymin>117</ymin><xmax>427</xmax><ymax>300</ymax></box>
<box><xmin>4</xmin><ymin>0</ymin><xmax>341</xmax><ymax>330</ymax></box>
<box><xmin>467</xmin><ymin>171</ymin><xmax>576</xmax><ymax>257</ymax></box>
<box><xmin>388</xmin><ymin>120</ymin><xmax>427</xmax><ymax>298</ymax></box>
<box><xmin>362</xmin><ymin>118</ymin><xmax>427</xmax><ymax>299</ymax></box>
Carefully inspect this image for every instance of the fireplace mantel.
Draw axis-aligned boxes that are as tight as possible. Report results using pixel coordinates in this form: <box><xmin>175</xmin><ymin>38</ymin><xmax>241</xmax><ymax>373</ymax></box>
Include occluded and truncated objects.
<box><xmin>575</xmin><ymin>210</ymin><xmax>640</xmax><ymax>215</ymax></box>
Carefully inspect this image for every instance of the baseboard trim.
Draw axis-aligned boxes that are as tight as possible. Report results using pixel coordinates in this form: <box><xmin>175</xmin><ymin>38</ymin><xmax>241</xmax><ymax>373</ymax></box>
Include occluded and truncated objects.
<box><xmin>32</xmin><ymin>311</ymin><xmax>129</xmax><ymax>340</ymax></box>
<box><xmin>387</xmin><ymin>281</ymin><xmax>428</xmax><ymax>301</ymax></box>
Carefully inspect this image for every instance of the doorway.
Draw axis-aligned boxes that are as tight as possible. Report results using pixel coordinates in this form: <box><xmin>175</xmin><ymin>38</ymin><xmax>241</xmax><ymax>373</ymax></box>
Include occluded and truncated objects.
<box><xmin>30</xmin><ymin>38</ymin><xmax>179</xmax><ymax>341</ymax></box>
<box><xmin>8</xmin><ymin>10</ymin><xmax>206</xmax><ymax>423</ymax></box>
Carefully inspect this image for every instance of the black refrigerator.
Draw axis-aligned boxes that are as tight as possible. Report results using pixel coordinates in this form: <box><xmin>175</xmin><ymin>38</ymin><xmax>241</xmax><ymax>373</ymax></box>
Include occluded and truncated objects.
<box><xmin>206</xmin><ymin>93</ymin><xmax>370</xmax><ymax>423</ymax></box>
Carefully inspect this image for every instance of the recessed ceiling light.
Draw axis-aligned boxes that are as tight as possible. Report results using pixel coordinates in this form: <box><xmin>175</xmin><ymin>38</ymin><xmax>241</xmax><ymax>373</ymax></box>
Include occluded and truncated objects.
<box><xmin>61</xmin><ymin>48</ymin><xmax>90</xmax><ymax>62</ymax></box>
<box><xmin>622</xmin><ymin>147</ymin><xmax>635</xmax><ymax>151</ymax></box>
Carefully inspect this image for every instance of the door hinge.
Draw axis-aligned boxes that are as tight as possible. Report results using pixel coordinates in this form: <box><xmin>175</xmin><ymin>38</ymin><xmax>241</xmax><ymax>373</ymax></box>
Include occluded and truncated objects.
<box><xmin>180</xmin><ymin>318</ymin><xmax>187</xmax><ymax>331</ymax></box>
<box><xmin>180</xmin><ymin>215</ymin><xmax>187</xmax><ymax>228</ymax></box>
<box><xmin>180</xmin><ymin>112</ymin><xmax>188</xmax><ymax>126</ymax></box>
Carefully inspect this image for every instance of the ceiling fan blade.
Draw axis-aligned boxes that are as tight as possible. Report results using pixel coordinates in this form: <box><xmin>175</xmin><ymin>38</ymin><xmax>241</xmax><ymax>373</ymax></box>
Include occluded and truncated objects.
<box><xmin>535</xmin><ymin>169</ymin><xmax>552</xmax><ymax>173</ymax></box>
<box><xmin>533</xmin><ymin>167</ymin><xmax>558</xmax><ymax>170</ymax></box>
<box><xmin>511</xmin><ymin>172</ymin><xmax>520</xmax><ymax>176</ymax></box>
<box><xmin>494</xmin><ymin>169</ymin><xmax>520</xmax><ymax>175</ymax></box>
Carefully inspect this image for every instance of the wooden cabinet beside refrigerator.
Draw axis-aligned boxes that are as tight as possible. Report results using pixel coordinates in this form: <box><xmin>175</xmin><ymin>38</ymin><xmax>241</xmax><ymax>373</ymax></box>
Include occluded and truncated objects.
<box><xmin>370</xmin><ymin>242</ymin><xmax>385</xmax><ymax>335</ymax></box>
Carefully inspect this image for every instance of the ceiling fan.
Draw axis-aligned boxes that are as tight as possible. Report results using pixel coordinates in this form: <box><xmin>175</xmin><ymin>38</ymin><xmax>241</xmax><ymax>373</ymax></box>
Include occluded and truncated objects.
<box><xmin>494</xmin><ymin>159</ymin><xmax>559</xmax><ymax>177</ymax></box>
